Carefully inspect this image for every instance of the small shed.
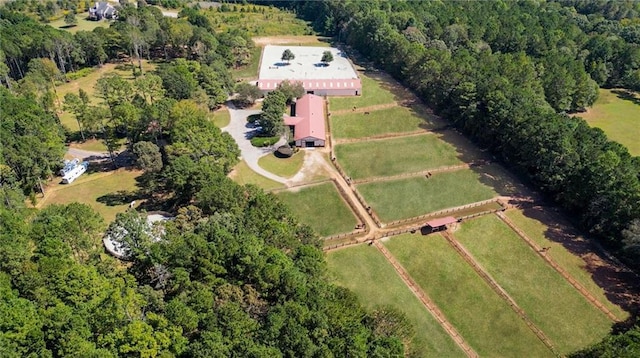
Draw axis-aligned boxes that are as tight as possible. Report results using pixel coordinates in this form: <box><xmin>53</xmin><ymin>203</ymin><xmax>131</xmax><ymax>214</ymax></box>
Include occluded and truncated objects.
<box><xmin>424</xmin><ymin>216</ymin><xmax>458</xmax><ymax>233</ymax></box>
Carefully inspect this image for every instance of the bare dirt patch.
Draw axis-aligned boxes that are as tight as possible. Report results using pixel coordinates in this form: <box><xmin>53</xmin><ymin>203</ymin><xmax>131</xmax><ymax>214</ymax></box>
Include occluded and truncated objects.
<box><xmin>252</xmin><ymin>36</ymin><xmax>332</xmax><ymax>46</ymax></box>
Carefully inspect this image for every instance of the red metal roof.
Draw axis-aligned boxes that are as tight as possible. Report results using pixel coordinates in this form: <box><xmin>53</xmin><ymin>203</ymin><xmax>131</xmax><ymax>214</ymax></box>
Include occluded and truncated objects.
<box><xmin>284</xmin><ymin>94</ymin><xmax>326</xmax><ymax>141</ymax></box>
<box><xmin>257</xmin><ymin>78</ymin><xmax>361</xmax><ymax>91</ymax></box>
<box><xmin>426</xmin><ymin>216</ymin><xmax>458</xmax><ymax>227</ymax></box>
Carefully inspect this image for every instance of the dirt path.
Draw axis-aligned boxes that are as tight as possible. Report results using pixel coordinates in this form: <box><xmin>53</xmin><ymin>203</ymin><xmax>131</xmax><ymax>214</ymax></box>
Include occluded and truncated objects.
<box><xmin>330</xmin><ymin>102</ymin><xmax>399</xmax><ymax>115</ymax></box>
<box><xmin>252</xmin><ymin>36</ymin><xmax>332</xmax><ymax>46</ymax></box>
<box><xmin>373</xmin><ymin>240</ymin><xmax>479</xmax><ymax>357</ymax></box>
<box><xmin>496</xmin><ymin>211</ymin><xmax>620</xmax><ymax>322</ymax></box>
<box><xmin>441</xmin><ymin>231</ymin><xmax>561</xmax><ymax>356</ymax></box>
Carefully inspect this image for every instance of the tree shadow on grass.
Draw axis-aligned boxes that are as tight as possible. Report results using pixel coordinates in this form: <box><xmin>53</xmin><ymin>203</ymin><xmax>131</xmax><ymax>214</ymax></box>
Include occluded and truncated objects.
<box><xmin>97</xmin><ymin>190</ymin><xmax>138</xmax><ymax>206</ymax></box>
<box><xmin>518</xmin><ymin>204</ymin><xmax>640</xmax><ymax>322</ymax></box>
<box><xmin>612</xmin><ymin>89</ymin><xmax>640</xmax><ymax>106</ymax></box>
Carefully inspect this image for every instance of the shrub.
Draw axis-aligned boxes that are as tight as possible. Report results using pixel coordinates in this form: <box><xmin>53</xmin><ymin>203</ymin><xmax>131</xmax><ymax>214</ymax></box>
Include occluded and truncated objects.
<box><xmin>251</xmin><ymin>136</ymin><xmax>279</xmax><ymax>147</ymax></box>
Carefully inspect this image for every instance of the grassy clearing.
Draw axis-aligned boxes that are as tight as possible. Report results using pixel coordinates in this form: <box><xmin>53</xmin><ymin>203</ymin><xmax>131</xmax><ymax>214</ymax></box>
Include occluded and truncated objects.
<box><xmin>327</xmin><ymin>245</ymin><xmax>465</xmax><ymax>358</ymax></box>
<box><xmin>330</xmin><ymin>105</ymin><xmax>443</xmax><ymax>139</ymax></box>
<box><xmin>57</xmin><ymin>61</ymin><xmax>158</xmax><ymax>131</ymax></box>
<box><xmin>454</xmin><ymin>216</ymin><xmax>612</xmax><ymax>354</ymax></box>
<box><xmin>385</xmin><ymin>234</ymin><xmax>552</xmax><ymax>357</ymax></box>
<box><xmin>330</xmin><ymin>72</ymin><xmax>401</xmax><ymax>111</ymax></box>
<box><xmin>578</xmin><ymin>88</ymin><xmax>640</xmax><ymax>156</ymax></box>
<box><xmin>258</xmin><ymin>151</ymin><xmax>305</xmax><ymax>178</ymax></box>
<box><xmin>209</xmin><ymin>5</ymin><xmax>312</xmax><ymax>36</ymax></box>
<box><xmin>276</xmin><ymin>182</ymin><xmax>357</xmax><ymax>237</ymax></box>
<box><xmin>357</xmin><ymin>169</ymin><xmax>497</xmax><ymax>222</ymax></box>
<box><xmin>505</xmin><ymin>209</ymin><xmax>628</xmax><ymax>321</ymax></box>
<box><xmin>38</xmin><ymin>169</ymin><xmax>141</xmax><ymax>225</ymax></box>
<box><xmin>48</xmin><ymin>13</ymin><xmax>109</xmax><ymax>33</ymax></box>
<box><xmin>211</xmin><ymin>107</ymin><xmax>231</xmax><ymax>128</ymax></box>
<box><xmin>335</xmin><ymin>134</ymin><xmax>462</xmax><ymax>179</ymax></box>
<box><xmin>228</xmin><ymin>160</ymin><xmax>285</xmax><ymax>191</ymax></box>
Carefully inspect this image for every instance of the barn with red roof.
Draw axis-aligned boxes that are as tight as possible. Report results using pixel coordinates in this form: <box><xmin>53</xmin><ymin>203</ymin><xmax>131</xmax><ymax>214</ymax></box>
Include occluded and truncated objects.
<box><xmin>284</xmin><ymin>94</ymin><xmax>326</xmax><ymax>147</ymax></box>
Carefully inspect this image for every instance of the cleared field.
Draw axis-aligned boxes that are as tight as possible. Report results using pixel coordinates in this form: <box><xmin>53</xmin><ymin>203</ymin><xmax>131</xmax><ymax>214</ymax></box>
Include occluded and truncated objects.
<box><xmin>385</xmin><ymin>234</ymin><xmax>552</xmax><ymax>357</ymax></box>
<box><xmin>330</xmin><ymin>105</ymin><xmax>443</xmax><ymax>139</ymax></box>
<box><xmin>327</xmin><ymin>245</ymin><xmax>465</xmax><ymax>358</ymax></box>
<box><xmin>329</xmin><ymin>73</ymin><xmax>399</xmax><ymax>110</ymax></box>
<box><xmin>357</xmin><ymin>169</ymin><xmax>497</xmax><ymax>222</ymax></box>
<box><xmin>276</xmin><ymin>182</ymin><xmax>357</xmax><ymax>237</ymax></box>
<box><xmin>48</xmin><ymin>13</ymin><xmax>109</xmax><ymax>33</ymax></box>
<box><xmin>57</xmin><ymin>61</ymin><xmax>158</xmax><ymax>131</ymax></box>
<box><xmin>335</xmin><ymin>134</ymin><xmax>462</xmax><ymax>179</ymax></box>
<box><xmin>258</xmin><ymin>151</ymin><xmax>305</xmax><ymax>178</ymax></box>
<box><xmin>211</xmin><ymin>5</ymin><xmax>311</xmax><ymax>36</ymax></box>
<box><xmin>578</xmin><ymin>88</ymin><xmax>640</xmax><ymax>156</ymax></box>
<box><xmin>228</xmin><ymin>160</ymin><xmax>285</xmax><ymax>191</ymax></box>
<box><xmin>39</xmin><ymin>169</ymin><xmax>141</xmax><ymax>225</ymax></box>
<box><xmin>505</xmin><ymin>209</ymin><xmax>628</xmax><ymax>321</ymax></box>
<box><xmin>455</xmin><ymin>216</ymin><xmax>612</xmax><ymax>354</ymax></box>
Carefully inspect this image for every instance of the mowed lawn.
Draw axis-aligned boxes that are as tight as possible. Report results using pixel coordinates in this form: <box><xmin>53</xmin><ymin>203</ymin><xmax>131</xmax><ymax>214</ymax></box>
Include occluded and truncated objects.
<box><xmin>330</xmin><ymin>105</ymin><xmax>443</xmax><ymax>139</ymax></box>
<box><xmin>454</xmin><ymin>216</ymin><xmax>612</xmax><ymax>354</ymax></box>
<box><xmin>39</xmin><ymin>169</ymin><xmax>141</xmax><ymax>225</ymax></box>
<box><xmin>48</xmin><ymin>13</ymin><xmax>109</xmax><ymax>34</ymax></box>
<box><xmin>276</xmin><ymin>182</ymin><xmax>357</xmax><ymax>236</ymax></box>
<box><xmin>385</xmin><ymin>234</ymin><xmax>553</xmax><ymax>357</ymax></box>
<box><xmin>505</xmin><ymin>209</ymin><xmax>628</xmax><ymax>321</ymax></box>
<box><xmin>327</xmin><ymin>245</ymin><xmax>465</xmax><ymax>358</ymax></box>
<box><xmin>357</xmin><ymin>169</ymin><xmax>497</xmax><ymax>222</ymax></box>
<box><xmin>329</xmin><ymin>73</ymin><xmax>398</xmax><ymax>111</ymax></box>
<box><xmin>578</xmin><ymin>88</ymin><xmax>640</xmax><ymax>156</ymax></box>
<box><xmin>258</xmin><ymin>151</ymin><xmax>305</xmax><ymax>178</ymax></box>
<box><xmin>335</xmin><ymin>134</ymin><xmax>462</xmax><ymax>179</ymax></box>
<box><xmin>228</xmin><ymin>160</ymin><xmax>285</xmax><ymax>191</ymax></box>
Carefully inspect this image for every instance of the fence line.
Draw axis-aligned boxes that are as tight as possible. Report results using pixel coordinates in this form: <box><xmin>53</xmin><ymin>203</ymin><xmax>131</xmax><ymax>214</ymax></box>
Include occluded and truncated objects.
<box><xmin>333</xmin><ymin>129</ymin><xmax>437</xmax><ymax>144</ymax></box>
<box><xmin>352</xmin><ymin>163</ymin><xmax>471</xmax><ymax>185</ymax></box>
<box><xmin>268</xmin><ymin>178</ymin><xmax>333</xmax><ymax>193</ymax></box>
<box><xmin>385</xmin><ymin>198</ymin><xmax>501</xmax><ymax>228</ymax></box>
<box><xmin>495</xmin><ymin>211</ymin><xmax>620</xmax><ymax>322</ymax></box>
<box><xmin>441</xmin><ymin>231</ymin><xmax>561</xmax><ymax>357</ymax></box>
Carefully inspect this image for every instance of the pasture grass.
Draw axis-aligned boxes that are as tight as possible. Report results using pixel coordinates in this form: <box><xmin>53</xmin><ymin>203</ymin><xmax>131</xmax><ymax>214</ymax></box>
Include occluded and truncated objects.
<box><xmin>258</xmin><ymin>151</ymin><xmax>305</xmax><ymax>178</ymax></box>
<box><xmin>505</xmin><ymin>209</ymin><xmax>628</xmax><ymax>321</ymax></box>
<box><xmin>329</xmin><ymin>72</ymin><xmax>399</xmax><ymax>111</ymax></box>
<box><xmin>330</xmin><ymin>105</ymin><xmax>443</xmax><ymax>139</ymax></box>
<box><xmin>578</xmin><ymin>88</ymin><xmax>640</xmax><ymax>155</ymax></box>
<box><xmin>228</xmin><ymin>160</ymin><xmax>285</xmax><ymax>191</ymax></box>
<box><xmin>335</xmin><ymin>134</ymin><xmax>462</xmax><ymax>179</ymax></box>
<box><xmin>38</xmin><ymin>169</ymin><xmax>141</xmax><ymax>225</ymax></box>
<box><xmin>48</xmin><ymin>12</ymin><xmax>109</xmax><ymax>33</ymax></box>
<box><xmin>385</xmin><ymin>234</ymin><xmax>553</xmax><ymax>357</ymax></box>
<box><xmin>327</xmin><ymin>244</ymin><xmax>465</xmax><ymax>358</ymax></box>
<box><xmin>357</xmin><ymin>169</ymin><xmax>497</xmax><ymax>222</ymax></box>
<box><xmin>454</xmin><ymin>215</ymin><xmax>612</xmax><ymax>354</ymax></box>
<box><xmin>209</xmin><ymin>5</ymin><xmax>312</xmax><ymax>36</ymax></box>
<box><xmin>276</xmin><ymin>182</ymin><xmax>357</xmax><ymax>237</ymax></box>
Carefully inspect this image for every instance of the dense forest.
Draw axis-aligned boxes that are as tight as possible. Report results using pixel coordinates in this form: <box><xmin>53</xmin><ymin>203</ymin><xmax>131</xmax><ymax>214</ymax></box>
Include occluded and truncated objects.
<box><xmin>0</xmin><ymin>3</ymin><xmax>410</xmax><ymax>356</ymax></box>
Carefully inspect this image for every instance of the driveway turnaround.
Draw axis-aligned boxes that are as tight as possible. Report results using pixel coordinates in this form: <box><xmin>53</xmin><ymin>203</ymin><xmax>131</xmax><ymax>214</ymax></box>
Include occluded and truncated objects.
<box><xmin>223</xmin><ymin>102</ymin><xmax>289</xmax><ymax>184</ymax></box>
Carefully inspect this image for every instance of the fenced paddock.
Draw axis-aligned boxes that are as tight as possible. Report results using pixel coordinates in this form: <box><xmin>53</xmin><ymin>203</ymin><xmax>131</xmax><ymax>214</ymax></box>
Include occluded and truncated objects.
<box><xmin>385</xmin><ymin>234</ymin><xmax>553</xmax><ymax>357</ymax></box>
<box><xmin>356</xmin><ymin>169</ymin><xmax>497</xmax><ymax>223</ymax></box>
<box><xmin>334</xmin><ymin>134</ymin><xmax>463</xmax><ymax>180</ymax></box>
<box><xmin>327</xmin><ymin>245</ymin><xmax>466</xmax><ymax>358</ymax></box>
<box><xmin>454</xmin><ymin>215</ymin><xmax>612</xmax><ymax>354</ymax></box>
<box><xmin>330</xmin><ymin>105</ymin><xmax>443</xmax><ymax>140</ymax></box>
<box><xmin>275</xmin><ymin>181</ymin><xmax>358</xmax><ymax>237</ymax></box>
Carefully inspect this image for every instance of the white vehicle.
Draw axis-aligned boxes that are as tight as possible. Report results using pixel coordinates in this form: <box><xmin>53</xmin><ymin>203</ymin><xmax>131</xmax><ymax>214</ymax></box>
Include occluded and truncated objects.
<box><xmin>62</xmin><ymin>162</ymin><xmax>88</xmax><ymax>184</ymax></box>
<box><xmin>59</xmin><ymin>158</ymin><xmax>80</xmax><ymax>176</ymax></box>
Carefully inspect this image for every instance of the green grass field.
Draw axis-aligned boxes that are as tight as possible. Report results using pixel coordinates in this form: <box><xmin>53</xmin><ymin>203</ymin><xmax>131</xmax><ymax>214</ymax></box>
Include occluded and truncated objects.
<box><xmin>385</xmin><ymin>234</ymin><xmax>553</xmax><ymax>357</ymax></box>
<box><xmin>505</xmin><ymin>209</ymin><xmax>628</xmax><ymax>321</ymax></box>
<box><xmin>327</xmin><ymin>245</ymin><xmax>465</xmax><ymax>358</ymax></box>
<box><xmin>258</xmin><ymin>151</ymin><xmax>305</xmax><ymax>178</ymax></box>
<box><xmin>578</xmin><ymin>88</ymin><xmax>640</xmax><ymax>156</ymax></box>
<box><xmin>229</xmin><ymin>160</ymin><xmax>285</xmax><ymax>191</ymax></box>
<box><xmin>454</xmin><ymin>216</ymin><xmax>612</xmax><ymax>354</ymax></box>
<box><xmin>329</xmin><ymin>72</ymin><xmax>399</xmax><ymax>111</ymax></box>
<box><xmin>276</xmin><ymin>182</ymin><xmax>357</xmax><ymax>237</ymax></box>
<box><xmin>330</xmin><ymin>105</ymin><xmax>443</xmax><ymax>139</ymax></box>
<box><xmin>357</xmin><ymin>170</ymin><xmax>497</xmax><ymax>222</ymax></box>
<box><xmin>210</xmin><ymin>5</ymin><xmax>312</xmax><ymax>36</ymax></box>
<box><xmin>211</xmin><ymin>107</ymin><xmax>231</xmax><ymax>128</ymax></box>
<box><xmin>335</xmin><ymin>134</ymin><xmax>463</xmax><ymax>179</ymax></box>
<box><xmin>39</xmin><ymin>169</ymin><xmax>141</xmax><ymax>225</ymax></box>
<box><xmin>48</xmin><ymin>12</ymin><xmax>109</xmax><ymax>34</ymax></box>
